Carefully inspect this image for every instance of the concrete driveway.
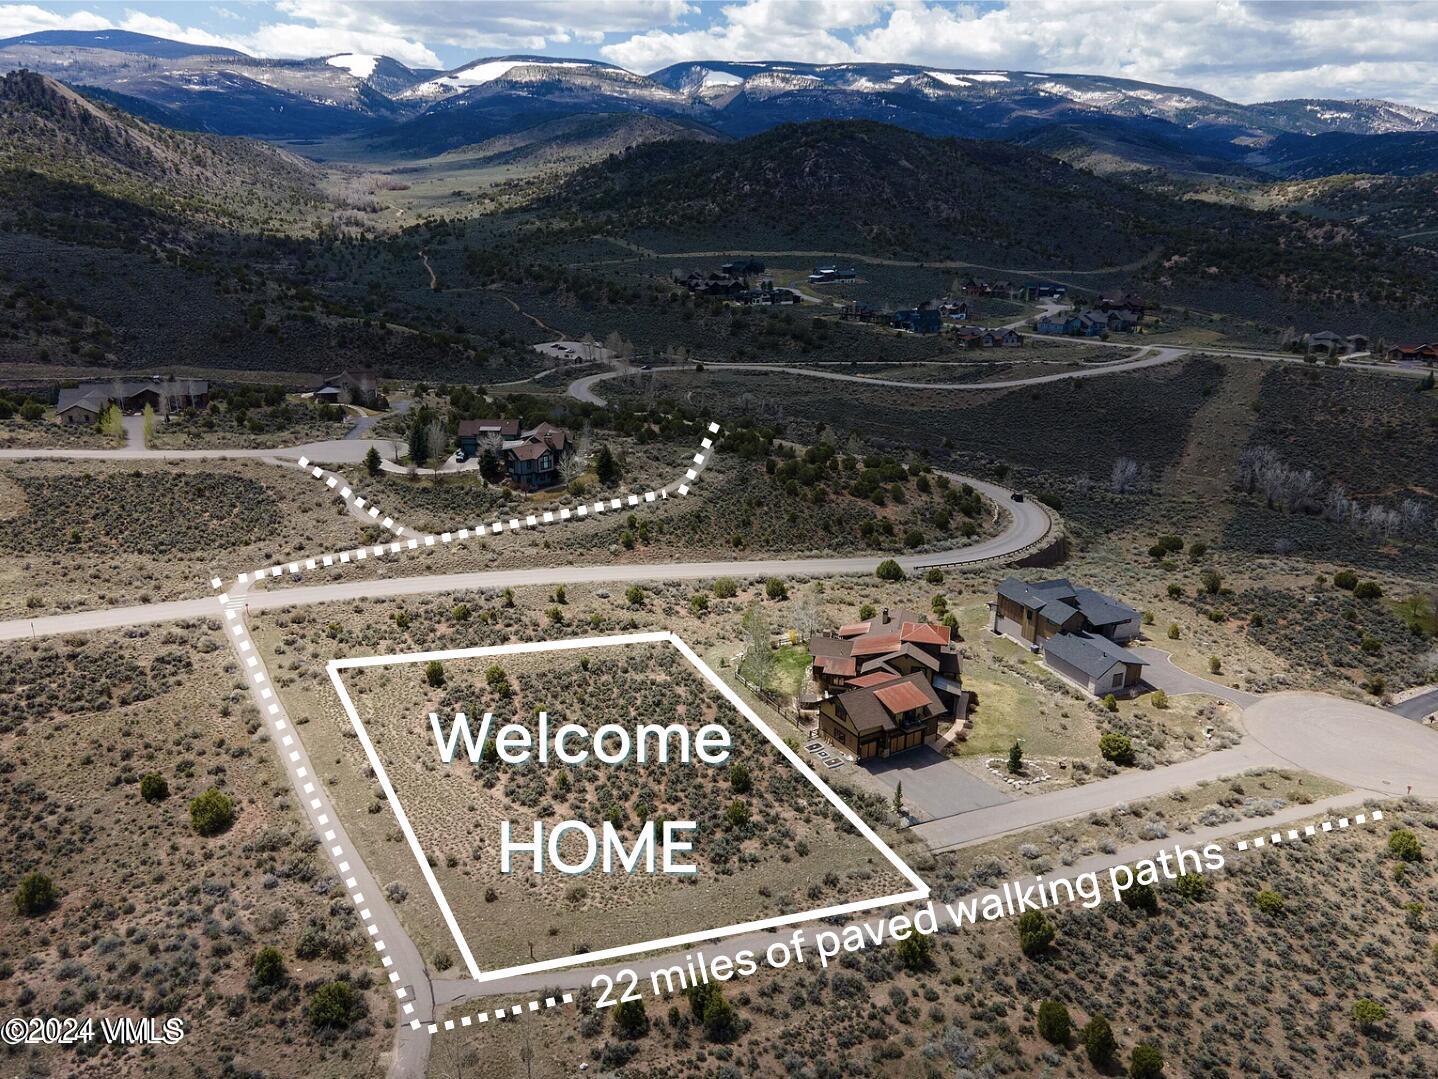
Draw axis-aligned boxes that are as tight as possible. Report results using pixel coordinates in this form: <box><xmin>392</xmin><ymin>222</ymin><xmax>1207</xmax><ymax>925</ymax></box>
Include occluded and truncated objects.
<box><xmin>862</xmin><ymin>746</ymin><xmax>1012</xmax><ymax>822</ymax></box>
<box><xmin>913</xmin><ymin>741</ymin><xmax>1282</xmax><ymax>852</ymax></box>
<box><xmin>1131</xmin><ymin>645</ymin><xmax>1258</xmax><ymax>707</ymax></box>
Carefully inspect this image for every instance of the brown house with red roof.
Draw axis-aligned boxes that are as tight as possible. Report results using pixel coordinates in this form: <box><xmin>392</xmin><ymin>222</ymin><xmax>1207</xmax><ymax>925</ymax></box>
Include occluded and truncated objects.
<box><xmin>809</xmin><ymin>607</ymin><xmax>963</xmax><ymax>759</ymax></box>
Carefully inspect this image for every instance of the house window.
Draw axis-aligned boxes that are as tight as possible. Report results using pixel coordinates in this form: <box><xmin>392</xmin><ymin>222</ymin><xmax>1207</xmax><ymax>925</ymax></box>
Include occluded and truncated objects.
<box><xmin>1111</xmin><ymin>672</ymin><xmax>1124</xmax><ymax>688</ymax></box>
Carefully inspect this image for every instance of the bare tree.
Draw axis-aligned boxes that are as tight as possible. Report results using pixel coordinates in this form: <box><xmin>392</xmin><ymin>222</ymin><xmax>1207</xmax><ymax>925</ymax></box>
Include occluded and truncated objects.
<box><xmin>791</xmin><ymin>585</ymin><xmax>827</xmax><ymax>640</ymax></box>
<box><xmin>738</xmin><ymin>601</ymin><xmax>774</xmax><ymax>689</ymax></box>
<box><xmin>1236</xmin><ymin>446</ymin><xmax>1322</xmax><ymax>513</ymax></box>
<box><xmin>429</xmin><ymin>1035</ymin><xmax>482</xmax><ymax>1079</ymax></box>
<box><xmin>1110</xmin><ymin>456</ymin><xmax>1140</xmax><ymax>493</ymax></box>
<box><xmin>425</xmin><ymin>417</ymin><xmax>448</xmax><ymax>478</ymax></box>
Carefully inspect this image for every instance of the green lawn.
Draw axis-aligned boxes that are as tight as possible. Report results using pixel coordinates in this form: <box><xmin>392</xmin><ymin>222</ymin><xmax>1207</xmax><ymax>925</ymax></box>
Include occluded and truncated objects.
<box><xmin>767</xmin><ymin>645</ymin><xmax>813</xmax><ymax>697</ymax></box>
<box><xmin>1391</xmin><ymin>593</ymin><xmax>1437</xmax><ymax>638</ymax></box>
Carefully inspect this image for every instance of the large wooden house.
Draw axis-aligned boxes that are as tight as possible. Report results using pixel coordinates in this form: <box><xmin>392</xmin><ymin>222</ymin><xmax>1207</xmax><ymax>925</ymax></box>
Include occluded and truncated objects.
<box><xmin>456</xmin><ymin>419</ymin><xmax>570</xmax><ymax>489</ymax></box>
<box><xmin>808</xmin><ymin>608</ymin><xmax>963</xmax><ymax>759</ymax></box>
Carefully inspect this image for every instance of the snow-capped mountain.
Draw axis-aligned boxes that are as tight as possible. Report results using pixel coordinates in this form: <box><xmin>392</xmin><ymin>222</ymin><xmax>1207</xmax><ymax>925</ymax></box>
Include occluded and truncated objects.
<box><xmin>3</xmin><ymin>31</ymin><xmax>1437</xmax><ymax>173</ymax></box>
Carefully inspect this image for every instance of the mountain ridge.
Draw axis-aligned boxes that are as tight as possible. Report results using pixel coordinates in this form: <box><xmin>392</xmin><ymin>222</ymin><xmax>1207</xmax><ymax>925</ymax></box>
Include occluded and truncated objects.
<box><xmin>3</xmin><ymin>30</ymin><xmax>1438</xmax><ymax>178</ymax></box>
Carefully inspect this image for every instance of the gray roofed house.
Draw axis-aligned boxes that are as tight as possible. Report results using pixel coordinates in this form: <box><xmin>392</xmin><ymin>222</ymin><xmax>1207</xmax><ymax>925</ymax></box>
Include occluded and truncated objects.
<box><xmin>993</xmin><ymin>577</ymin><xmax>1140</xmax><ymax>646</ymax></box>
<box><xmin>55</xmin><ymin>388</ymin><xmax>110</xmax><ymax>425</ymax></box>
<box><xmin>1041</xmin><ymin>632</ymin><xmax>1146</xmax><ymax>697</ymax></box>
<box><xmin>55</xmin><ymin>377</ymin><xmax>209</xmax><ymax>424</ymax></box>
<box><xmin>992</xmin><ymin>577</ymin><xmax>1146</xmax><ymax>697</ymax></box>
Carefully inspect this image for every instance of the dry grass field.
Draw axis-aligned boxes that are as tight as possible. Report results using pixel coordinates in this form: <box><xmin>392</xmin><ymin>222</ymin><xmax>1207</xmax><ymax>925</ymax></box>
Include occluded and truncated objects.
<box><xmin>0</xmin><ymin>458</ymin><xmax>368</xmax><ymax>618</ymax></box>
<box><xmin>0</xmin><ymin>417</ymin><xmax>117</xmax><ymax>448</ymax></box>
<box><xmin>149</xmin><ymin>406</ymin><xmax>350</xmax><ymax>449</ymax></box>
<box><xmin>0</xmin><ymin>627</ymin><xmax>390</xmax><ymax>1077</ymax></box>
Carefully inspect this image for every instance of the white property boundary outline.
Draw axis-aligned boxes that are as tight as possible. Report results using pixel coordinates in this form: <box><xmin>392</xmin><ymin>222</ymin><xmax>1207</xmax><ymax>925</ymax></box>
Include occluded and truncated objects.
<box><xmin>324</xmin><ymin>629</ymin><xmax>930</xmax><ymax>1005</ymax></box>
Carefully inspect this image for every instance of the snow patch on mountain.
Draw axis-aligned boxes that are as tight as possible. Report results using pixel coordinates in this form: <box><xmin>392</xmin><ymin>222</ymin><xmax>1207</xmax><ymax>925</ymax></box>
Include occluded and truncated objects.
<box><xmin>701</xmin><ymin>69</ymin><xmax>743</xmax><ymax>88</ymax></box>
<box><xmin>926</xmin><ymin>71</ymin><xmax>970</xmax><ymax>87</ymax></box>
<box><xmin>1037</xmin><ymin>81</ymin><xmax>1124</xmax><ymax>107</ymax></box>
<box><xmin>406</xmin><ymin>59</ymin><xmax>593</xmax><ymax>99</ymax></box>
<box><xmin>325</xmin><ymin>54</ymin><xmax>377</xmax><ymax>79</ymax></box>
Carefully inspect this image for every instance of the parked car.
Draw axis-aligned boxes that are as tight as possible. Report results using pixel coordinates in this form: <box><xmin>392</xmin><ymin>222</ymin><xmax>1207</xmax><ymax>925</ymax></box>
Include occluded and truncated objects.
<box><xmin>1010</xmin><ymin>491</ymin><xmax>1025</xmax><ymax>502</ymax></box>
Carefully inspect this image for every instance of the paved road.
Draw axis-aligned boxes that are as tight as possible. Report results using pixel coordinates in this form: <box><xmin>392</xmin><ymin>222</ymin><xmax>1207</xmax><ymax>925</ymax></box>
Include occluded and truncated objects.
<box><xmin>0</xmin><ymin>471</ymin><xmax>1049</xmax><ymax>643</ymax></box>
<box><xmin>577</xmin><ymin>242</ymin><xmax>1163</xmax><ymax>279</ymax></box>
<box><xmin>913</xmin><ymin>741</ymin><xmax>1284</xmax><ymax>852</ymax></box>
<box><xmin>1390</xmin><ymin>686</ymin><xmax>1438</xmax><ymax>722</ymax></box>
<box><xmin>1243</xmin><ymin>691</ymin><xmax>1438</xmax><ymax>798</ymax></box>
<box><xmin>0</xmin><ymin>436</ymin><xmax>390</xmax><ymax>463</ymax></box>
<box><xmin>569</xmin><ymin>348</ymin><xmax>1186</xmax><ymax>405</ymax></box>
<box><xmin>1132</xmin><ymin>645</ymin><xmax>1259</xmax><ymax>707</ymax></box>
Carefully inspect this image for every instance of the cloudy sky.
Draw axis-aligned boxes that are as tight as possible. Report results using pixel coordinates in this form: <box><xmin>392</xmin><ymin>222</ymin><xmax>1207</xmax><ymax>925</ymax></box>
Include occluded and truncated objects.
<box><xmin>5</xmin><ymin>1</ymin><xmax>1438</xmax><ymax>107</ymax></box>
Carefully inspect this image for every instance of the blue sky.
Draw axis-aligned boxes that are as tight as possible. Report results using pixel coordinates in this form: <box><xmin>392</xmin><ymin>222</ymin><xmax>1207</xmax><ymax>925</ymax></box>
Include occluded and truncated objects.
<box><xmin>5</xmin><ymin>1</ymin><xmax>1438</xmax><ymax>107</ymax></box>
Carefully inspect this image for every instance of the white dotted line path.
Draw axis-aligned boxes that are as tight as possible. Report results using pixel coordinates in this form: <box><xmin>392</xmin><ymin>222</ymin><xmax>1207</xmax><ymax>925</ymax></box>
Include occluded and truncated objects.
<box><xmin>219</xmin><ymin>590</ymin><xmax>575</xmax><ymax>1032</ymax></box>
<box><xmin>426</xmin><ymin>992</ymin><xmax>575</xmax><ymax>1035</ymax></box>
<box><xmin>298</xmin><ymin>456</ymin><xmax>411</xmax><ymax>539</ymax></box>
<box><xmin>1234</xmin><ymin>808</ymin><xmax>1383</xmax><ymax>851</ymax></box>
<box><xmin>210</xmin><ymin>421</ymin><xmax>720</xmax><ymax>593</ymax></box>
<box><xmin>209</xmin><ymin>424</ymin><xmax>722</xmax><ymax>1036</ymax></box>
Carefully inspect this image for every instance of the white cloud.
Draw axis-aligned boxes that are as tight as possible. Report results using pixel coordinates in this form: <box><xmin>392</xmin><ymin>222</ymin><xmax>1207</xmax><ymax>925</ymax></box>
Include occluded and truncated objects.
<box><xmin>0</xmin><ymin>2</ymin><xmax>444</xmax><ymax>68</ymax></box>
<box><xmin>275</xmin><ymin>0</ymin><xmax>695</xmax><ymax>52</ymax></box>
<box><xmin>602</xmin><ymin>0</ymin><xmax>870</xmax><ymax>70</ymax></box>
<box><xmin>7</xmin><ymin>0</ymin><xmax>1438</xmax><ymax>107</ymax></box>
<box><xmin>0</xmin><ymin>3</ymin><xmax>111</xmax><ymax>38</ymax></box>
<box><xmin>243</xmin><ymin>22</ymin><xmax>442</xmax><ymax>68</ymax></box>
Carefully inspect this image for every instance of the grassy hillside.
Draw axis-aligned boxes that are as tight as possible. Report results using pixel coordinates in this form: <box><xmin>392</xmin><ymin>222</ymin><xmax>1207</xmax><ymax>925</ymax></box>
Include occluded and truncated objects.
<box><xmin>543</xmin><ymin>120</ymin><xmax>1162</xmax><ymax>267</ymax></box>
<box><xmin>0</xmin><ymin>70</ymin><xmax>328</xmax><ymax>240</ymax></box>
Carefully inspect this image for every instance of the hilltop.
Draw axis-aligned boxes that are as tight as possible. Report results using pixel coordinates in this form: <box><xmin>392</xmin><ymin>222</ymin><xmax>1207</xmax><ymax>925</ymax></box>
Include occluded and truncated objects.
<box><xmin>545</xmin><ymin>120</ymin><xmax>1165</xmax><ymax>267</ymax></box>
<box><xmin>539</xmin><ymin>119</ymin><xmax>1438</xmax><ymax>325</ymax></box>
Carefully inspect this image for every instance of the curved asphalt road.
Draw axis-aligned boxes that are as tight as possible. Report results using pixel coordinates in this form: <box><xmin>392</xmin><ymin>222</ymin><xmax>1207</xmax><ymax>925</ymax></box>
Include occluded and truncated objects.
<box><xmin>569</xmin><ymin>347</ymin><xmax>1186</xmax><ymax>405</ymax></box>
<box><xmin>0</xmin><ymin>475</ymin><xmax>1051</xmax><ymax>643</ymax></box>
